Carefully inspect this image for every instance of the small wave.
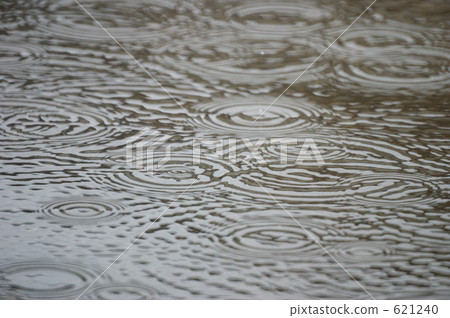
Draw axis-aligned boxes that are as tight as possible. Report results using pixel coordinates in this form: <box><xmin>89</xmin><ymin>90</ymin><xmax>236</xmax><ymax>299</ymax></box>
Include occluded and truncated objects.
<box><xmin>84</xmin><ymin>283</ymin><xmax>162</xmax><ymax>299</ymax></box>
<box><xmin>342</xmin><ymin>173</ymin><xmax>440</xmax><ymax>205</ymax></box>
<box><xmin>37</xmin><ymin>0</ymin><xmax>183</xmax><ymax>43</ymax></box>
<box><xmin>216</xmin><ymin>219</ymin><xmax>325</xmax><ymax>260</ymax></box>
<box><xmin>327</xmin><ymin>22</ymin><xmax>450</xmax><ymax>93</ymax></box>
<box><xmin>38</xmin><ymin>197</ymin><xmax>126</xmax><ymax>224</ymax></box>
<box><xmin>0</xmin><ymin>97</ymin><xmax>117</xmax><ymax>147</ymax></box>
<box><xmin>261</xmin><ymin>132</ymin><xmax>348</xmax><ymax>163</ymax></box>
<box><xmin>153</xmin><ymin>29</ymin><xmax>328</xmax><ymax>84</ymax></box>
<box><xmin>331</xmin><ymin>241</ymin><xmax>394</xmax><ymax>263</ymax></box>
<box><xmin>221</xmin><ymin>165</ymin><xmax>344</xmax><ymax>204</ymax></box>
<box><xmin>194</xmin><ymin>211</ymin><xmax>342</xmax><ymax>261</ymax></box>
<box><xmin>0</xmin><ymin>261</ymin><xmax>105</xmax><ymax>299</ymax></box>
<box><xmin>328</xmin><ymin>22</ymin><xmax>441</xmax><ymax>58</ymax></box>
<box><xmin>224</xmin><ymin>1</ymin><xmax>335</xmax><ymax>37</ymax></box>
<box><xmin>188</xmin><ymin>97</ymin><xmax>332</xmax><ymax>135</ymax></box>
<box><xmin>0</xmin><ymin>43</ymin><xmax>45</xmax><ymax>71</ymax></box>
<box><xmin>92</xmin><ymin>153</ymin><xmax>238</xmax><ymax>195</ymax></box>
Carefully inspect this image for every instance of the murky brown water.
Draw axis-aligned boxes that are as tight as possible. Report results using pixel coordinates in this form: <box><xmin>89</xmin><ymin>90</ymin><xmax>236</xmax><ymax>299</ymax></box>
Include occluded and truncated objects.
<box><xmin>0</xmin><ymin>0</ymin><xmax>449</xmax><ymax>299</ymax></box>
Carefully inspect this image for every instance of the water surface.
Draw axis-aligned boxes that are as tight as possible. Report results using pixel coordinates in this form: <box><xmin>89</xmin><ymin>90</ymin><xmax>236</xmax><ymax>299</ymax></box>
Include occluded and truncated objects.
<box><xmin>0</xmin><ymin>0</ymin><xmax>449</xmax><ymax>299</ymax></box>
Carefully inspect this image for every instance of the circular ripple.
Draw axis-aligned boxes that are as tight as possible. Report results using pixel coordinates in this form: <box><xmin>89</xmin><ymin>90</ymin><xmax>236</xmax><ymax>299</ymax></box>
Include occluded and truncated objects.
<box><xmin>208</xmin><ymin>213</ymin><xmax>343</xmax><ymax>261</ymax></box>
<box><xmin>84</xmin><ymin>283</ymin><xmax>161</xmax><ymax>300</ymax></box>
<box><xmin>0</xmin><ymin>43</ymin><xmax>44</xmax><ymax>71</ymax></box>
<box><xmin>93</xmin><ymin>153</ymin><xmax>238</xmax><ymax>194</ymax></box>
<box><xmin>221</xmin><ymin>165</ymin><xmax>344</xmax><ymax>204</ymax></box>
<box><xmin>103</xmin><ymin>153</ymin><xmax>128</xmax><ymax>166</ymax></box>
<box><xmin>329</xmin><ymin>23</ymin><xmax>441</xmax><ymax>58</ymax></box>
<box><xmin>217</xmin><ymin>220</ymin><xmax>323</xmax><ymax>260</ymax></box>
<box><xmin>340</xmin><ymin>133</ymin><xmax>414</xmax><ymax>163</ymax></box>
<box><xmin>37</xmin><ymin>0</ymin><xmax>182</xmax><ymax>43</ymax></box>
<box><xmin>333</xmin><ymin>49</ymin><xmax>450</xmax><ymax>91</ymax></box>
<box><xmin>225</xmin><ymin>1</ymin><xmax>334</xmax><ymax>37</ymax></box>
<box><xmin>189</xmin><ymin>97</ymin><xmax>331</xmax><ymax>135</ymax></box>
<box><xmin>38</xmin><ymin>198</ymin><xmax>126</xmax><ymax>224</ymax></box>
<box><xmin>0</xmin><ymin>98</ymin><xmax>116</xmax><ymax>146</ymax></box>
<box><xmin>153</xmin><ymin>30</ymin><xmax>327</xmax><ymax>84</ymax></box>
<box><xmin>331</xmin><ymin>241</ymin><xmax>393</xmax><ymax>263</ymax></box>
<box><xmin>343</xmin><ymin>174</ymin><xmax>439</xmax><ymax>205</ymax></box>
<box><xmin>261</xmin><ymin>133</ymin><xmax>348</xmax><ymax>163</ymax></box>
<box><xmin>0</xmin><ymin>261</ymin><xmax>102</xmax><ymax>299</ymax></box>
<box><xmin>328</xmin><ymin>24</ymin><xmax>450</xmax><ymax>92</ymax></box>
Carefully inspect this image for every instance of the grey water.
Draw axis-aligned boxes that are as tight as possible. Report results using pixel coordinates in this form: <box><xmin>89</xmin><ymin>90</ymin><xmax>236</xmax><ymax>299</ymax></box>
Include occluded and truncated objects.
<box><xmin>0</xmin><ymin>0</ymin><xmax>449</xmax><ymax>299</ymax></box>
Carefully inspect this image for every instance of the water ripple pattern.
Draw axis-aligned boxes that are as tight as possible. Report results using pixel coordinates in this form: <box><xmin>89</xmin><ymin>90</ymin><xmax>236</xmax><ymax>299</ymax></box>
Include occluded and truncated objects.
<box><xmin>0</xmin><ymin>97</ymin><xmax>118</xmax><ymax>148</ymax></box>
<box><xmin>0</xmin><ymin>43</ymin><xmax>45</xmax><ymax>71</ymax></box>
<box><xmin>36</xmin><ymin>0</ymin><xmax>186</xmax><ymax>43</ymax></box>
<box><xmin>328</xmin><ymin>21</ymin><xmax>450</xmax><ymax>93</ymax></box>
<box><xmin>92</xmin><ymin>153</ymin><xmax>239</xmax><ymax>195</ymax></box>
<box><xmin>0</xmin><ymin>0</ymin><xmax>449</xmax><ymax>300</ymax></box>
<box><xmin>221</xmin><ymin>165</ymin><xmax>345</xmax><ymax>204</ymax></box>
<box><xmin>342</xmin><ymin>173</ymin><xmax>441</xmax><ymax>206</ymax></box>
<box><xmin>261</xmin><ymin>132</ymin><xmax>349</xmax><ymax>163</ymax></box>
<box><xmin>188</xmin><ymin>97</ymin><xmax>332</xmax><ymax>135</ymax></box>
<box><xmin>213</xmin><ymin>217</ymin><xmax>328</xmax><ymax>260</ymax></box>
<box><xmin>223</xmin><ymin>1</ymin><xmax>335</xmax><ymax>37</ymax></box>
<box><xmin>0</xmin><ymin>261</ymin><xmax>106</xmax><ymax>299</ymax></box>
<box><xmin>152</xmin><ymin>29</ymin><xmax>328</xmax><ymax>84</ymax></box>
<box><xmin>38</xmin><ymin>197</ymin><xmax>127</xmax><ymax>224</ymax></box>
<box><xmin>331</xmin><ymin>241</ymin><xmax>394</xmax><ymax>263</ymax></box>
<box><xmin>84</xmin><ymin>283</ymin><xmax>162</xmax><ymax>300</ymax></box>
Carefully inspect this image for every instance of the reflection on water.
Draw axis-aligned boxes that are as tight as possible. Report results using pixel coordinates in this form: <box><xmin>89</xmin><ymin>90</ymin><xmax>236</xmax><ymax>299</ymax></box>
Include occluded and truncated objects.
<box><xmin>0</xmin><ymin>0</ymin><xmax>449</xmax><ymax>299</ymax></box>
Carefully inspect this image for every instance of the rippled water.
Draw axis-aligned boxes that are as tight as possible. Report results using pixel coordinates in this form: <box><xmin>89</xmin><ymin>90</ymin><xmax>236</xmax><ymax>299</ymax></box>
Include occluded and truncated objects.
<box><xmin>0</xmin><ymin>0</ymin><xmax>449</xmax><ymax>299</ymax></box>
